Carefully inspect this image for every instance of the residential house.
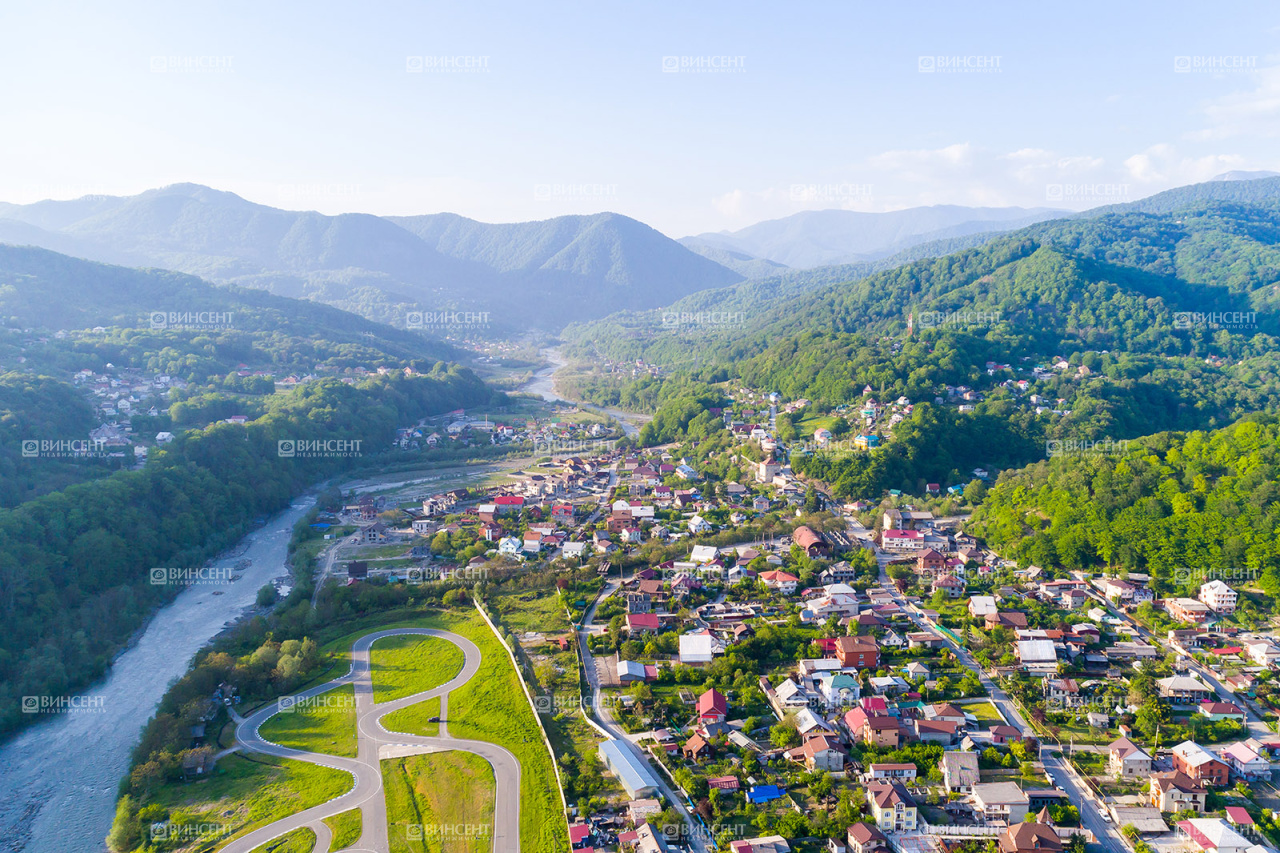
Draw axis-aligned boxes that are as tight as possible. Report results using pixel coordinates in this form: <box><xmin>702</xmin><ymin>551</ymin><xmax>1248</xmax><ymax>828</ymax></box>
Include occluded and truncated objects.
<box><xmin>697</xmin><ymin>689</ymin><xmax>728</xmax><ymax>724</ymax></box>
<box><xmin>679</xmin><ymin>633</ymin><xmax>715</xmax><ymax>665</ymax></box>
<box><xmin>867</xmin><ymin>763</ymin><xmax>917</xmax><ymax>783</ymax></box>
<box><xmin>917</xmin><ymin>549</ymin><xmax>947</xmax><ymax>574</ymax></box>
<box><xmin>1171</xmin><ymin>741</ymin><xmax>1230</xmax><ymax>787</ymax></box>
<box><xmin>682</xmin><ymin>734</ymin><xmax>711</xmax><ymax>761</ymax></box>
<box><xmin>882</xmin><ymin>530</ymin><xmax>924</xmax><ymax>551</ymax></box>
<box><xmin>759</xmin><ymin>570</ymin><xmax>799</xmax><ymax>594</ymax></box>
<box><xmin>972</xmin><ymin>782</ymin><xmax>1030</xmax><ymax>825</ymax></box>
<box><xmin>846</xmin><ymin>823</ymin><xmax>889</xmax><ymax>853</ymax></box>
<box><xmin>1166</xmin><ymin>598</ymin><xmax>1212</xmax><ymax>624</ymax></box>
<box><xmin>785</xmin><ymin>734</ymin><xmax>844</xmax><ymax>771</ymax></box>
<box><xmin>968</xmin><ymin>596</ymin><xmax>998</xmax><ymax>618</ymax></box>
<box><xmin>1243</xmin><ymin>638</ymin><xmax>1280</xmax><ymax>668</ymax></box>
<box><xmin>866</xmin><ymin>782</ymin><xmax>917</xmax><ymax>832</ymax></box>
<box><xmin>627</xmin><ymin>613</ymin><xmax>661</xmax><ymax>635</ymax></box>
<box><xmin>1177</xmin><ymin>819</ymin><xmax>1252</xmax><ymax>853</ymax></box>
<box><xmin>932</xmin><ymin>574</ymin><xmax>965</xmax><ymax>599</ymax></box>
<box><xmin>1109</xmin><ymin>737</ymin><xmax>1153</xmax><ymax>778</ymax></box>
<box><xmin>989</xmin><ymin>725</ymin><xmax>1022</xmax><ymax>745</ymax></box>
<box><xmin>1015</xmin><ymin>639</ymin><xmax>1058</xmax><ymax>675</ymax></box>
<box><xmin>1158</xmin><ymin>676</ymin><xmax>1213</xmax><ymax>704</ymax></box>
<box><xmin>688</xmin><ymin>515</ymin><xmax>712</xmax><ymax>534</ymax></box>
<box><xmin>835</xmin><ymin>635</ymin><xmax>880</xmax><ymax>670</ymax></box>
<box><xmin>1198</xmin><ymin>701</ymin><xmax>1246</xmax><ymax>724</ymax></box>
<box><xmin>1198</xmin><ymin>581</ymin><xmax>1237</xmax><ymax>614</ymax></box>
<box><xmin>1043</xmin><ymin>678</ymin><xmax>1082</xmax><ymax>708</ymax></box>
<box><xmin>997</xmin><ymin>813</ymin><xmax>1062</xmax><ymax>853</ymax></box>
<box><xmin>914</xmin><ymin>719</ymin><xmax>959</xmax><ymax>745</ymax></box>
<box><xmin>941</xmin><ymin>750</ymin><xmax>980</xmax><ymax>792</ymax></box>
<box><xmin>1218</xmin><ymin>743</ymin><xmax>1270</xmax><ymax>781</ymax></box>
<box><xmin>1150</xmin><ymin>771</ymin><xmax>1207</xmax><ymax>813</ymax></box>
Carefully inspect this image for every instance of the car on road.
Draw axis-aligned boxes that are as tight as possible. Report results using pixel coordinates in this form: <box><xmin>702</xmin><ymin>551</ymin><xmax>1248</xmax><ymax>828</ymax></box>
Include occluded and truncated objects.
<box><xmin>1098</xmin><ymin>807</ymin><xmax>1111</xmax><ymax>822</ymax></box>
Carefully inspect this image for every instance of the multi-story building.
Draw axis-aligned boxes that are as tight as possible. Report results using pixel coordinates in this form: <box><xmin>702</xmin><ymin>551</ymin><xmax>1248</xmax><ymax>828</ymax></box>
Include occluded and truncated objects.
<box><xmin>1198</xmin><ymin>580</ymin><xmax>1237</xmax><ymax>614</ymax></box>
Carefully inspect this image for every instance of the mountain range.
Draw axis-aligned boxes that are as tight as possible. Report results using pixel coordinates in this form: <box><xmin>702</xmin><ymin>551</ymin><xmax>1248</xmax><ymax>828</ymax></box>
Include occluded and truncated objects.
<box><xmin>680</xmin><ymin>205</ymin><xmax>1067</xmax><ymax>269</ymax></box>
<box><xmin>6</xmin><ymin>175</ymin><xmax>1280</xmax><ymax>337</ymax></box>
<box><xmin>0</xmin><ymin>184</ymin><xmax>741</xmax><ymax>331</ymax></box>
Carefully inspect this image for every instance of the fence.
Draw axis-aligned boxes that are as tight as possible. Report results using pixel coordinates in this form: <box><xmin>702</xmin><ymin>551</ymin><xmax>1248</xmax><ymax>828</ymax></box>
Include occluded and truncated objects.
<box><xmin>473</xmin><ymin>599</ymin><xmax>571</xmax><ymax>821</ymax></box>
<box><xmin>924</xmin><ymin>825</ymin><xmax>1002</xmax><ymax>837</ymax></box>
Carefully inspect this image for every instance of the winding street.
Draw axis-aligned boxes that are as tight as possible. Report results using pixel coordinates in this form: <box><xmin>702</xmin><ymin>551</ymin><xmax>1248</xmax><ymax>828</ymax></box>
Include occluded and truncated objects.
<box><xmin>221</xmin><ymin>628</ymin><xmax>521</xmax><ymax>853</ymax></box>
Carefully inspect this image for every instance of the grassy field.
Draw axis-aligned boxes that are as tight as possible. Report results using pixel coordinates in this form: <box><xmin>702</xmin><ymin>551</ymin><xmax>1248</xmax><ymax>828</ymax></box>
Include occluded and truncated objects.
<box><xmin>324</xmin><ymin>808</ymin><xmax>363</xmax><ymax>851</ymax></box>
<box><xmin>248</xmin><ymin>826</ymin><xmax>316</xmax><ymax>853</ymax></box>
<box><xmin>285</xmin><ymin>606</ymin><xmax>567</xmax><ymax>853</ymax></box>
<box><xmin>383</xmin><ymin>751</ymin><xmax>496</xmax><ymax>853</ymax></box>
<box><xmin>383</xmin><ymin>695</ymin><xmax>442</xmax><ymax>736</ymax></box>
<box><xmin>371</xmin><ymin>635</ymin><xmax>466</xmax><ymax>703</ymax></box>
<box><xmin>258</xmin><ymin>682</ymin><xmax>358</xmax><ymax>757</ymax></box>
<box><xmin>146</xmin><ymin>753</ymin><xmax>349</xmax><ymax>851</ymax></box>
<box><xmin>492</xmin><ymin>587</ymin><xmax>571</xmax><ymax>635</ymax></box>
<box><xmin>435</xmin><ymin>609</ymin><xmax>568</xmax><ymax>853</ymax></box>
<box><xmin>961</xmin><ymin>701</ymin><xmax>1005</xmax><ymax>724</ymax></box>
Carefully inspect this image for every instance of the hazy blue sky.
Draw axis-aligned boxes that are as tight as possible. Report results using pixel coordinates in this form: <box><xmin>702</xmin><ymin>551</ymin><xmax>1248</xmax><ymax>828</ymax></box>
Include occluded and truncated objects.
<box><xmin>2</xmin><ymin>1</ymin><xmax>1278</xmax><ymax>235</ymax></box>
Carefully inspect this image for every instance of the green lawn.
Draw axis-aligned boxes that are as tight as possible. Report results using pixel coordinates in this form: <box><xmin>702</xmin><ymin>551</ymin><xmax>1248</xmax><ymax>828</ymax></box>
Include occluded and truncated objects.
<box><xmin>144</xmin><ymin>753</ymin><xmax>349</xmax><ymax>851</ymax></box>
<box><xmin>383</xmin><ymin>751</ymin><xmax>495</xmax><ymax>853</ymax></box>
<box><xmin>432</xmin><ymin>609</ymin><xmax>568</xmax><ymax>853</ymax></box>
<box><xmin>217</xmin><ymin>607</ymin><xmax>565</xmax><ymax>853</ymax></box>
<box><xmin>383</xmin><ymin>696</ymin><xmax>442</xmax><ymax>737</ymax></box>
<box><xmin>961</xmin><ymin>701</ymin><xmax>1005</xmax><ymax>724</ymax></box>
<box><xmin>258</xmin><ymin>683</ymin><xmax>358</xmax><ymax>758</ymax></box>
<box><xmin>249</xmin><ymin>826</ymin><xmax>316</xmax><ymax>853</ymax></box>
<box><xmin>371</xmin><ymin>635</ymin><xmax>466</xmax><ymax>703</ymax></box>
<box><xmin>324</xmin><ymin>808</ymin><xmax>363</xmax><ymax>851</ymax></box>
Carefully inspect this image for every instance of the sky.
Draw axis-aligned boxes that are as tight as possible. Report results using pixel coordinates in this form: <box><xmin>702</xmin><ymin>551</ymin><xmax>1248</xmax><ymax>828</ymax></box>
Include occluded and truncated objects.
<box><xmin>1</xmin><ymin>1</ymin><xmax>1279</xmax><ymax>237</ymax></box>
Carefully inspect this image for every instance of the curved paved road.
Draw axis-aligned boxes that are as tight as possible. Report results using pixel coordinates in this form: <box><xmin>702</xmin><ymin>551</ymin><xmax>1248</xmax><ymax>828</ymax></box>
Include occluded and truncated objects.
<box><xmin>221</xmin><ymin>628</ymin><xmax>521</xmax><ymax>853</ymax></box>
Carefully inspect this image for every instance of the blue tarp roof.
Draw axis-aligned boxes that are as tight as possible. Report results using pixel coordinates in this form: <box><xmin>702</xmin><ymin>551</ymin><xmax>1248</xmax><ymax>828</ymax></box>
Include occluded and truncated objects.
<box><xmin>746</xmin><ymin>785</ymin><xmax>784</xmax><ymax>803</ymax></box>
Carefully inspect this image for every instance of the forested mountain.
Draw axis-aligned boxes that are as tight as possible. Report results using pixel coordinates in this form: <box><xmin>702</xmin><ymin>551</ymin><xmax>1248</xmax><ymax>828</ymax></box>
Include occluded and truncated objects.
<box><xmin>388</xmin><ymin>210</ymin><xmax>741</xmax><ymax>320</ymax></box>
<box><xmin>0</xmin><ymin>367</ymin><xmax>501</xmax><ymax>740</ymax></box>
<box><xmin>566</xmin><ymin>198</ymin><xmax>1280</xmax><ymax>372</ymax></box>
<box><xmin>680</xmin><ymin>204</ymin><xmax>1066</xmax><ymax>269</ymax></box>
<box><xmin>567</xmin><ymin>198</ymin><xmax>1280</xmax><ymax>495</ymax></box>
<box><xmin>969</xmin><ymin>414</ymin><xmax>1280</xmax><ymax>597</ymax></box>
<box><xmin>0</xmin><ymin>245</ymin><xmax>469</xmax><ymax>507</ymax></box>
<box><xmin>0</xmin><ymin>244</ymin><xmax>455</xmax><ymax>359</ymax></box>
<box><xmin>0</xmin><ymin>184</ymin><xmax>743</xmax><ymax>329</ymax></box>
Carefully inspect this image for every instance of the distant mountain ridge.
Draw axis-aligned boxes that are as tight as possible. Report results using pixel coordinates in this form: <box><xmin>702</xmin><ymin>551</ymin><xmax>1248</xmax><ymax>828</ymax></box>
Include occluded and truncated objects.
<box><xmin>0</xmin><ymin>184</ymin><xmax>742</xmax><ymax>331</ymax></box>
<box><xmin>680</xmin><ymin>204</ymin><xmax>1067</xmax><ymax>269</ymax></box>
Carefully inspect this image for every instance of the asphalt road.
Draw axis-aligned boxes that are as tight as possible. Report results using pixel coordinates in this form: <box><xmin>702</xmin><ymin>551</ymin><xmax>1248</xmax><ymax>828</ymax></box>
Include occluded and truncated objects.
<box><xmin>1087</xmin><ymin>591</ymin><xmax>1274</xmax><ymax>740</ymax></box>
<box><xmin>221</xmin><ymin>627</ymin><xmax>521</xmax><ymax>853</ymax></box>
<box><xmin>872</xmin><ymin>558</ymin><xmax>1126</xmax><ymax>853</ymax></box>
<box><xmin>578</xmin><ymin>581</ymin><xmax>711</xmax><ymax>853</ymax></box>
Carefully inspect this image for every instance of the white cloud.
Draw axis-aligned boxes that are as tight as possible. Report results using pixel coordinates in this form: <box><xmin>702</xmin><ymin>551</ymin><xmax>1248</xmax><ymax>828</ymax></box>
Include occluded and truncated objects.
<box><xmin>1123</xmin><ymin>144</ymin><xmax>1245</xmax><ymax>185</ymax></box>
<box><xmin>1192</xmin><ymin>62</ymin><xmax>1280</xmax><ymax>140</ymax></box>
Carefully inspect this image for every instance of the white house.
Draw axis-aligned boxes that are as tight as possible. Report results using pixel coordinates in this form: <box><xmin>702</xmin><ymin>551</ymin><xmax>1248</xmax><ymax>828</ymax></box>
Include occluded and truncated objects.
<box><xmin>679</xmin><ymin>633</ymin><xmax>715</xmax><ymax>665</ymax></box>
<box><xmin>688</xmin><ymin>515</ymin><xmax>712</xmax><ymax>534</ymax></box>
<box><xmin>690</xmin><ymin>544</ymin><xmax>720</xmax><ymax>563</ymax></box>
<box><xmin>1198</xmin><ymin>580</ymin><xmax>1237</xmax><ymax>614</ymax></box>
<box><xmin>497</xmin><ymin>537</ymin><xmax>523</xmax><ymax>556</ymax></box>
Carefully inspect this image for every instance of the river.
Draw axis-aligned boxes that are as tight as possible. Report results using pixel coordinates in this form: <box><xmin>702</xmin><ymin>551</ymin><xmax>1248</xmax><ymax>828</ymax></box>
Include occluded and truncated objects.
<box><xmin>0</xmin><ymin>347</ymin><xmax>645</xmax><ymax>852</ymax></box>
<box><xmin>520</xmin><ymin>346</ymin><xmax>649</xmax><ymax>438</ymax></box>
<box><xmin>0</xmin><ymin>495</ymin><xmax>317</xmax><ymax>853</ymax></box>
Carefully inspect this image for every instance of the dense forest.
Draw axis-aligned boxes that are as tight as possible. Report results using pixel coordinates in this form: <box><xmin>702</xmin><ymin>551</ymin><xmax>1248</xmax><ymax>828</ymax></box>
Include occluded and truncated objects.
<box><xmin>564</xmin><ymin>200</ymin><xmax>1280</xmax><ymax>377</ymax></box>
<box><xmin>0</xmin><ymin>365</ymin><xmax>501</xmax><ymax>739</ymax></box>
<box><xmin>968</xmin><ymin>414</ymin><xmax>1280</xmax><ymax>596</ymax></box>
